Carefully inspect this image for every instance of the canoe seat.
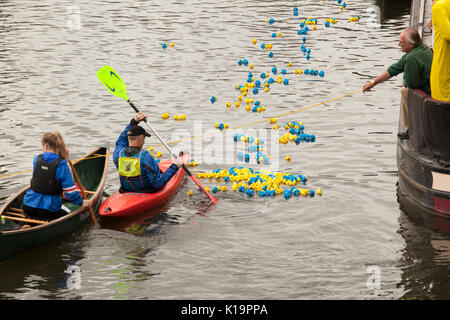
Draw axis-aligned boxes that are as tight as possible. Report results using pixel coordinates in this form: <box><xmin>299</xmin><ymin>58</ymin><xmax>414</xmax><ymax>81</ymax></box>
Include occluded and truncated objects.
<box><xmin>2</xmin><ymin>213</ymin><xmax>48</xmax><ymax>225</ymax></box>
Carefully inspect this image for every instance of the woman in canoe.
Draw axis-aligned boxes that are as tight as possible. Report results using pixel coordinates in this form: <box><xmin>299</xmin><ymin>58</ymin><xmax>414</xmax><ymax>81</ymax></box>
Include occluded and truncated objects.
<box><xmin>22</xmin><ymin>132</ymin><xmax>92</xmax><ymax>224</ymax></box>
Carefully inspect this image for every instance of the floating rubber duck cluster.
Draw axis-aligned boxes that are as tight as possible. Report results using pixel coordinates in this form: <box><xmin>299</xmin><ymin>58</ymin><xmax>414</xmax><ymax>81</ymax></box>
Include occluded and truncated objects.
<box><xmin>279</xmin><ymin>121</ymin><xmax>316</xmax><ymax>145</ymax></box>
<box><xmin>148</xmin><ymin>151</ymin><xmax>163</xmax><ymax>163</ymax></box>
<box><xmin>161</xmin><ymin>113</ymin><xmax>170</xmax><ymax>120</ymax></box>
<box><xmin>215</xmin><ymin>122</ymin><xmax>229</xmax><ymax>131</ymax></box>
<box><xmin>162</xmin><ymin>42</ymin><xmax>175</xmax><ymax>49</ymax></box>
<box><xmin>336</xmin><ymin>0</ymin><xmax>348</xmax><ymax>11</ymax></box>
<box><xmin>324</xmin><ymin>18</ymin><xmax>338</xmax><ymax>28</ymax></box>
<box><xmin>188</xmin><ymin>159</ymin><xmax>199</xmax><ymax>168</ymax></box>
<box><xmin>304</xmin><ymin>69</ymin><xmax>325</xmax><ymax>77</ymax></box>
<box><xmin>233</xmin><ymin>133</ymin><xmax>271</xmax><ymax>165</ymax></box>
<box><xmin>173</xmin><ymin>2</ymin><xmax>365</xmax><ymax>201</ymax></box>
<box><xmin>174</xmin><ymin>114</ymin><xmax>186</xmax><ymax>121</ymax></box>
<box><xmin>160</xmin><ymin>113</ymin><xmax>186</xmax><ymax>121</ymax></box>
<box><xmin>194</xmin><ymin>167</ymin><xmax>322</xmax><ymax>199</ymax></box>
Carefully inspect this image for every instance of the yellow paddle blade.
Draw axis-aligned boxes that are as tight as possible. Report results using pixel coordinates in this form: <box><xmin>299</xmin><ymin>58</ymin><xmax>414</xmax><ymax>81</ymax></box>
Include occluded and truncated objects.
<box><xmin>97</xmin><ymin>65</ymin><xmax>129</xmax><ymax>101</ymax></box>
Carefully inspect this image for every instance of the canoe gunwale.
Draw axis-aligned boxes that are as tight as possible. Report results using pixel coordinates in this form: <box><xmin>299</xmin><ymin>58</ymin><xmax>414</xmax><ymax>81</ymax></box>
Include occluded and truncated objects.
<box><xmin>0</xmin><ymin>147</ymin><xmax>110</xmax><ymax>236</ymax></box>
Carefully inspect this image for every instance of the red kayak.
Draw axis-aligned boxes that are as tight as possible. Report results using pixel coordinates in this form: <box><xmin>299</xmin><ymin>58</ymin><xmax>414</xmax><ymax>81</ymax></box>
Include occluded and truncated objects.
<box><xmin>99</xmin><ymin>155</ymin><xmax>188</xmax><ymax>217</ymax></box>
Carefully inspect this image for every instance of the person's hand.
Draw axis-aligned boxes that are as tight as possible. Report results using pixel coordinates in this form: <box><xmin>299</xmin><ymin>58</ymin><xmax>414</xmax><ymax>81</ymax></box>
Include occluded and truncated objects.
<box><xmin>173</xmin><ymin>157</ymin><xmax>189</xmax><ymax>168</ymax></box>
<box><xmin>134</xmin><ymin>112</ymin><xmax>147</xmax><ymax>123</ymax></box>
<box><xmin>82</xmin><ymin>199</ymin><xmax>92</xmax><ymax>208</ymax></box>
<box><xmin>362</xmin><ymin>81</ymin><xmax>374</xmax><ymax>93</ymax></box>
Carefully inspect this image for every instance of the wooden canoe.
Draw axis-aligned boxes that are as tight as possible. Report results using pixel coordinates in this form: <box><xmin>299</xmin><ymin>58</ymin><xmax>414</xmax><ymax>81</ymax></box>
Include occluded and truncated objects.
<box><xmin>0</xmin><ymin>147</ymin><xmax>109</xmax><ymax>263</ymax></box>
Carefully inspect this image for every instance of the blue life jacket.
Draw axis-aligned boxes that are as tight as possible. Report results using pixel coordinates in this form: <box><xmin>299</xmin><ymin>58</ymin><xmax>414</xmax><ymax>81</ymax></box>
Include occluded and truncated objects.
<box><xmin>117</xmin><ymin>148</ymin><xmax>154</xmax><ymax>192</ymax></box>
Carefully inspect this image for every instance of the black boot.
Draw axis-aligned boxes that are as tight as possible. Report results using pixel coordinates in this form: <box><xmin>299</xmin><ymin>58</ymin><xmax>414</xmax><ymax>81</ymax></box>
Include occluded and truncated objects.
<box><xmin>397</xmin><ymin>129</ymin><xmax>409</xmax><ymax>139</ymax></box>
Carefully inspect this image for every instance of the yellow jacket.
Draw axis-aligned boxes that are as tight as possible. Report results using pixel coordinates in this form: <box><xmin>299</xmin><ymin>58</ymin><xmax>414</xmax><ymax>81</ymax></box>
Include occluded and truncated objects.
<box><xmin>430</xmin><ymin>0</ymin><xmax>450</xmax><ymax>101</ymax></box>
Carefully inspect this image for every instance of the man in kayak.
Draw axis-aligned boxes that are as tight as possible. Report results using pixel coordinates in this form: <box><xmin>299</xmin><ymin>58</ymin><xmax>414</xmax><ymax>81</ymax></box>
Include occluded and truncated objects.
<box><xmin>362</xmin><ymin>27</ymin><xmax>433</xmax><ymax>139</ymax></box>
<box><xmin>113</xmin><ymin>112</ymin><xmax>187</xmax><ymax>193</ymax></box>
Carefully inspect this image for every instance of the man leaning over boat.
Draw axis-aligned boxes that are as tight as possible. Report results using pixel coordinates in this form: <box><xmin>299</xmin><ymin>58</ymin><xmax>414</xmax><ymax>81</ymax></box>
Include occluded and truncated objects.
<box><xmin>362</xmin><ymin>27</ymin><xmax>433</xmax><ymax>139</ymax></box>
<box><xmin>113</xmin><ymin>112</ymin><xmax>188</xmax><ymax>193</ymax></box>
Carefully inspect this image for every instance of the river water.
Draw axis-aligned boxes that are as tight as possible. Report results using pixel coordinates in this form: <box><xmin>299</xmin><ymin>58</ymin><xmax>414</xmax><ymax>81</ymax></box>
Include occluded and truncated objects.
<box><xmin>0</xmin><ymin>0</ymin><xmax>449</xmax><ymax>300</ymax></box>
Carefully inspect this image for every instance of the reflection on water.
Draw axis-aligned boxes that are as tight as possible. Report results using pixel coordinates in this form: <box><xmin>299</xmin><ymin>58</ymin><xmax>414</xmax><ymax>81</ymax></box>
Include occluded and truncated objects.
<box><xmin>0</xmin><ymin>0</ymin><xmax>448</xmax><ymax>299</ymax></box>
<box><xmin>398</xmin><ymin>212</ymin><xmax>450</xmax><ymax>299</ymax></box>
<box><xmin>377</xmin><ymin>0</ymin><xmax>412</xmax><ymax>21</ymax></box>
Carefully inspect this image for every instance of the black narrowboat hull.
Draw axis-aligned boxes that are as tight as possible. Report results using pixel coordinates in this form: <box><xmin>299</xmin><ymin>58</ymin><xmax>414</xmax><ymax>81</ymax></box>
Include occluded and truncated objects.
<box><xmin>397</xmin><ymin>89</ymin><xmax>450</xmax><ymax>233</ymax></box>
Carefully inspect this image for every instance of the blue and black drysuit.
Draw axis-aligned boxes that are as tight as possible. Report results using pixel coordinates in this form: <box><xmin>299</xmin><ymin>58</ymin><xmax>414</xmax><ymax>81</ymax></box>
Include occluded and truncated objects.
<box><xmin>23</xmin><ymin>152</ymin><xmax>83</xmax><ymax>219</ymax></box>
<box><xmin>113</xmin><ymin>121</ymin><xmax>178</xmax><ymax>193</ymax></box>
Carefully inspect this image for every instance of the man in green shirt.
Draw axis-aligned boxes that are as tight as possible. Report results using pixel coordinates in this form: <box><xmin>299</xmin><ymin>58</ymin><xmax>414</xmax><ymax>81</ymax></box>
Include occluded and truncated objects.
<box><xmin>362</xmin><ymin>27</ymin><xmax>433</xmax><ymax>139</ymax></box>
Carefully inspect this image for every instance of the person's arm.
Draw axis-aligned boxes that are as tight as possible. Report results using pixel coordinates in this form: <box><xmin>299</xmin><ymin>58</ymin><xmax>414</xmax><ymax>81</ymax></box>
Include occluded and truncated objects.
<box><xmin>58</xmin><ymin>160</ymin><xmax>83</xmax><ymax>206</ymax></box>
<box><xmin>59</xmin><ymin>161</ymin><xmax>92</xmax><ymax>207</ymax></box>
<box><xmin>115</xmin><ymin>124</ymin><xmax>131</xmax><ymax>150</ymax></box>
<box><xmin>433</xmin><ymin>4</ymin><xmax>450</xmax><ymax>41</ymax></box>
<box><xmin>113</xmin><ymin>112</ymin><xmax>148</xmax><ymax>164</ymax></box>
<box><xmin>362</xmin><ymin>71</ymin><xmax>393</xmax><ymax>92</ymax></box>
<box><xmin>141</xmin><ymin>154</ymin><xmax>179</xmax><ymax>190</ymax></box>
<box><xmin>362</xmin><ymin>54</ymin><xmax>407</xmax><ymax>92</ymax></box>
<box><xmin>113</xmin><ymin>122</ymin><xmax>134</xmax><ymax>166</ymax></box>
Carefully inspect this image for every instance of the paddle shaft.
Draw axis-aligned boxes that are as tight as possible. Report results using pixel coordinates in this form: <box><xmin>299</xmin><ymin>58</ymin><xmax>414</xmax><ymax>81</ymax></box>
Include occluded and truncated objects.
<box><xmin>1</xmin><ymin>215</ymin><xmax>47</xmax><ymax>225</ymax></box>
<box><xmin>68</xmin><ymin>160</ymin><xmax>99</xmax><ymax>224</ymax></box>
<box><xmin>127</xmin><ymin>100</ymin><xmax>218</xmax><ymax>204</ymax></box>
<box><xmin>128</xmin><ymin>101</ymin><xmax>181</xmax><ymax>161</ymax></box>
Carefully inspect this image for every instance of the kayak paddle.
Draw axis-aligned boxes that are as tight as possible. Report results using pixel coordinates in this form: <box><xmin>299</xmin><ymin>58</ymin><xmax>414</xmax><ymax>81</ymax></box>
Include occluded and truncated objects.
<box><xmin>97</xmin><ymin>65</ymin><xmax>218</xmax><ymax>204</ymax></box>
